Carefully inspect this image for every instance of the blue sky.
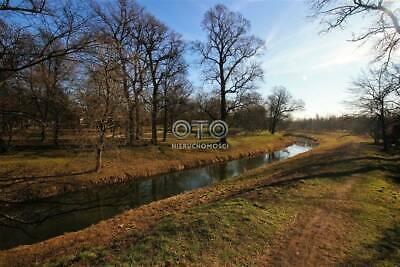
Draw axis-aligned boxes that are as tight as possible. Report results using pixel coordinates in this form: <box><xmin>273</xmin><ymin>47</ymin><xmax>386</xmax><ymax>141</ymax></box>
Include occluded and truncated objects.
<box><xmin>137</xmin><ymin>0</ymin><xmax>373</xmax><ymax>118</ymax></box>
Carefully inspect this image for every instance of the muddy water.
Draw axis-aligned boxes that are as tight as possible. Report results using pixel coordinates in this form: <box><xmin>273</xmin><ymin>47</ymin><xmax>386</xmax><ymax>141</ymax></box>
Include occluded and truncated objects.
<box><xmin>0</xmin><ymin>142</ymin><xmax>313</xmax><ymax>250</ymax></box>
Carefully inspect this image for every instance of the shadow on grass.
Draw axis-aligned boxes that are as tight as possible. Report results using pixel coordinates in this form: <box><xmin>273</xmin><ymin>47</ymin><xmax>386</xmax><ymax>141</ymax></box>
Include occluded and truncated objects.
<box><xmin>223</xmin><ymin>142</ymin><xmax>400</xmax><ymax>206</ymax></box>
<box><xmin>254</xmin><ymin>143</ymin><xmax>400</xmax><ymax>191</ymax></box>
<box><xmin>342</xmin><ymin>224</ymin><xmax>400</xmax><ymax>265</ymax></box>
<box><xmin>0</xmin><ymin>168</ymin><xmax>96</xmax><ymax>183</ymax></box>
<box><xmin>286</xmin><ymin>157</ymin><xmax>400</xmax><ymax>184</ymax></box>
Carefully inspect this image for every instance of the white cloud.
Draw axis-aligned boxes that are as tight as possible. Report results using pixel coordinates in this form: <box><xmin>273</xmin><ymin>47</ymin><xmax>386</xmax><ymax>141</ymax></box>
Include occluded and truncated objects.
<box><xmin>262</xmin><ymin>22</ymin><xmax>372</xmax><ymax>77</ymax></box>
<box><xmin>312</xmin><ymin>42</ymin><xmax>371</xmax><ymax>70</ymax></box>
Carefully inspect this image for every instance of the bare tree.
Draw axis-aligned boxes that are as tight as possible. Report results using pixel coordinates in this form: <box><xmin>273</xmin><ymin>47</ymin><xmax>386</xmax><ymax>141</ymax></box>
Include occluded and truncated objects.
<box><xmin>193</xmin><ymin>4</ymin><xmax>264</xmax><ymax>143</ymax></box>
<box><xmin>141</xmin><ymin>14</ymin><xmax>185</xmax><ymax>145</ymax></box>
<box><xmin>350</xmin><ymin>65</ymin><xmax>399</xmax><ymax>150</ymax></box>
<box><xmin>80</xmin><ymin>43</ymin><xmax>121</xmax><ymax>172</ymax></box>
<box><xmin>310</xmin><ymin>0</ymin><xmax>400</xmax><ymax>146</ymax></box>
<box><xmin>0</xmin><ymin>75</ymin><xmax>30</xmax><ymax>151</ymax></box>
<box><xmin>0</xmin><ymin>0</ymin><xmax>47</xmax><ymax>14</ymax></box>
<box><xmin>196</xmin><ymin>90</ymin><xmax>219</xmax><ymax>121</ymax></box>
<box><xmin>92</xmin><ymin>0</ymin><xmax>145</xmax><ymax>145</ymax></box>
<box><xmin>18</xmin><ymin>39</ymin><xmax>75</xmax><ymax>144</ymax></box>
<box><xmin>160</xmin><ymin>46</ymin><xmax>187</xmax><ymax>142</ymax></box>
<box><xmin>232</xmin><ymin>106</ymin><xmax>267</xmax><ymax>132</ymax></box>
<box><xmin>309</xmin><ymin>0</ymin><xmax>400</xmax><ymax>62</ymax></box>
<box><xmin>387</xmin><ymin>64</ymin><xmax>400</xmax><ymax>104</ymax></box>
<box><xmin>0</xmin><ymin>1</ymin><xmax>94</xmax><ymax>83</ymax></box>
<box><xmin>265</xmin><ymin>87</ymin><xmax>304</xmax><ymax>134</ymax></box>
<box><xmin>161</xmin><ymin>75</ymin><xmax>190</xmax><ymax>141</ymax></box>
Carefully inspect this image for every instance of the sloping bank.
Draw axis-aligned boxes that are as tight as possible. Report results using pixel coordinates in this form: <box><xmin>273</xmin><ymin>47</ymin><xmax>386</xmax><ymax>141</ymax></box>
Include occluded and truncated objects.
<box><xmin>0</xmin><ymin>133</ymin><xmax>351</xmax><ymax>266</ymax></box>
<box><xmin>1</xmin><ymin>134</ymin><xmax>293</xmax><ymax>201</ymax></box>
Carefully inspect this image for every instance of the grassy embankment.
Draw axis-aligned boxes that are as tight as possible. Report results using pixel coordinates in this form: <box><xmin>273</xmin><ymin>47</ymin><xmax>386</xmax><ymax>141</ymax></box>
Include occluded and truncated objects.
<box><xmin>0</xmin><ymin>132</ymin><xmax>291</xmax><ymax>200</ymax></box>
<box><xmin>1</xmin><ymin>132</ymin><xmax>399</xmax><ymax>266</ymax></box>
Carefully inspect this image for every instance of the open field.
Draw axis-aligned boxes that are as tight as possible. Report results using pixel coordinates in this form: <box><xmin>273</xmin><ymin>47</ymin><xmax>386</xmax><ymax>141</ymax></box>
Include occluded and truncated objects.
<box><xmin>0</xmin><ymin>132</ymin><xmax>291</xmax><ymax>201</ymax></box>
<box><xmin>1</xmin><ymin>132</ymin><xmax>399</xmax><ymax>266</ymax></box>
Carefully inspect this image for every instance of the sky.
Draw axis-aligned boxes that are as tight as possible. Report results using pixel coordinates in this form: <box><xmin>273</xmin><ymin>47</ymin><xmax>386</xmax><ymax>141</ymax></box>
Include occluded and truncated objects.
<box><xmin>136</xmin><ymin>0</ymin><xmax>375</xmax><ymax>118</ymax></box>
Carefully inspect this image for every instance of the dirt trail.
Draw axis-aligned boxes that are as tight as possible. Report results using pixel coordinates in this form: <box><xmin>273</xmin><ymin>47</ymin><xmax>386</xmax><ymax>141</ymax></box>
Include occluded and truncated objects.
<box><xmin>265</xmin><ymin>177</ymin><xmax>357</xmax><ymax>267</ymax></box>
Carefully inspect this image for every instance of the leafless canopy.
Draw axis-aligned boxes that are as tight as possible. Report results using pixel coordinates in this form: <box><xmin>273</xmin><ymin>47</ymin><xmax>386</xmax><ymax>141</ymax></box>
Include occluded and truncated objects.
<box><xmin>91</xmin><ymin>0</ymin><xmax>146</xmax><ymax>145</ymax></box>
<box><xmin>0</xmin><ymin>1</ymin><xmax>95</xmax><ymax>83</ymax></box>
<box><xmin>350</xmin><ymin>65</ymin><xmax>399</xmax><ymax>116</ymax></box>
<box><xmin>193</xmin><ymin>4</ymin><xmax>265</xmax><ymax>127</ymax></box>
<box><xmin>309</xmin><ymin>0</ymin><xmax>400</xmax><ymax>61</ymax></box>
<box><xmin>349</xmin><ymin>64</ymin><xmax>400</xmax><ymax>149</ymax></box>
<box><xmin>265</xmin><ymin>86</ymin><xmax>304</xmax><ymax>134</ymax></box>
<box><xmin>0</xmin><ymin>0</ymin><xmax>47</xmax><ymax>14</ymax></box>
<box><xmin>140</xmin><ymin>13</ymin><xmax>186</xmax><ymax>145</ymax></box>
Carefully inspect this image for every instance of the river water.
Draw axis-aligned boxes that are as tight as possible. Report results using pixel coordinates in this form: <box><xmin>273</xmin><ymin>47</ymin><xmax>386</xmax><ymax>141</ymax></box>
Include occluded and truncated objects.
<box><xmin>0</xmin><ymin>142</ymin><xmax>313</xmax><ymax>250</ymax></box>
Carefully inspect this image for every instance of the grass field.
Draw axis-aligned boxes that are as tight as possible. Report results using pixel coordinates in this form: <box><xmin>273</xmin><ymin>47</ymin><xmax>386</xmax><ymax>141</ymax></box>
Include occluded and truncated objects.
<box><xmin>1</xmin><ymin>132</ymin><xmax>399</xmax><ymax>266</ymax></box>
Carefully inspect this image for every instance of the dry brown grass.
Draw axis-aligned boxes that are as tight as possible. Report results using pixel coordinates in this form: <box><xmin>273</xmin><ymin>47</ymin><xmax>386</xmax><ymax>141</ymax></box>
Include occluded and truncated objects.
<box><xmin>0</xmin><ymin>132</ymin><xmax>291</xmax><ymax>200</ymax></box>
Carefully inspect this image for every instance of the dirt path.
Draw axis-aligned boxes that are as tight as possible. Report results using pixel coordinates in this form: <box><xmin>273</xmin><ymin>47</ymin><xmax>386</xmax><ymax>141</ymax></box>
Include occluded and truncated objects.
<box><xmin>265</xmin><ymin>177</ymin><xmax>357</xmax><ymax>266</ymax></box>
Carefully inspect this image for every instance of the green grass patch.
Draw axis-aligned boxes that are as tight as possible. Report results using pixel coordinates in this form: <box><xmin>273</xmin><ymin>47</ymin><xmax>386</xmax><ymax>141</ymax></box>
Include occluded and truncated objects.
<box><xmin>122</xmin><ymin>198</ymin><xmax>295</xmax><ymax>266</ymax></box>
<box><xmin>49</xmin><ymin>198</ymin><xmax>296</xmax><ymax>266</ymax></box>
<box><xmin>342</xmin><ymin>173</ymin><xmax>400</xmax><ymax>266</ymax></box>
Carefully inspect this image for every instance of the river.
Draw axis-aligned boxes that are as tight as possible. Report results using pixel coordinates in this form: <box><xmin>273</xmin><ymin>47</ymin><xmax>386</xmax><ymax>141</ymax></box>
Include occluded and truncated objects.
<box><xmin>0</xmin><ymin>141</ymin><xmax>313</xmax><ymax>250</ymax></box>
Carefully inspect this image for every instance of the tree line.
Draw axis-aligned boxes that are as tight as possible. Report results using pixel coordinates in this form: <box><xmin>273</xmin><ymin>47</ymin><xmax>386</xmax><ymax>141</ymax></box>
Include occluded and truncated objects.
<box><xmin>309</xmin><ymin>0</ymin><xmax>400</xmax><ymax>151</ymax></box>
<box><xmin>0</xmin><ymin>0</ymin><xmax>305</xmax><ymax>171</ymax></box>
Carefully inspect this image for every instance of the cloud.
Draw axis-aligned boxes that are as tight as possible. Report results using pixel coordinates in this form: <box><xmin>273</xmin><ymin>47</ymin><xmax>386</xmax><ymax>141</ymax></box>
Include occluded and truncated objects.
<box><xmin>312</xmin><ymin>43</ymin><xmax>371</xmax><ymax>70</ymax></box>
<box><xmin>262</xmin><ymin>22</ymin><xmax>372</xmax><ymax>77</ymax></box>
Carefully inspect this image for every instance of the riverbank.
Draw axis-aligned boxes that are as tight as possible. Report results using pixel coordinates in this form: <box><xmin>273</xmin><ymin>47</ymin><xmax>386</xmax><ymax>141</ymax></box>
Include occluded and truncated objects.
<box><xmin>0</xmin><ymin>133</ymin><xmax>293</xmax><ymax>201</ymax></box>
<box><xmin>3</xmin><ymin>132</ymin><xmax>399</xmax><ymax>266</ymax></box>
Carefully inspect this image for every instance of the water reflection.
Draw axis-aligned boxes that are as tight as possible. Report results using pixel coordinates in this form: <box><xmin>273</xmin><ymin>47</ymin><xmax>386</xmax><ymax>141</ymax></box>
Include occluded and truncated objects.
<box><xmin>0</xmin><ymin>143</ymin><xmax>312</xmax><ymax>250</ymax></box>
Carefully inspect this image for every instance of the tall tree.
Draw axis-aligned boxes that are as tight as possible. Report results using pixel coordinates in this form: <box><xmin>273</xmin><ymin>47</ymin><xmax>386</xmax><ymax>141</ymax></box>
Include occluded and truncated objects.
<box><xmin>141</xmin><ymin>14</ymin><xmax>184</xmax><ymax>145</ymax></box>
<box><xmin>161</xmin><ymin>76</ymin><xmax>191</xmax><ymax>141</ymax></box>
<box><xmin>350</xmin><ymin>65</ymin><xmax>399</xmax><ymax>150</ymax></box>
<box><xmin>92</xmin><ymin>0</ymin><xmax>144</xmax><ymax>145</ymax></box>
<box><xmin>80</xmin><ymin>43</ymin><xmax>121</xmax><ymax>172</ymax></box>
<box><xmin>265</xmin><ymin>87</ymin><xmax>304</xmax><ymax>134</ymax></box>
<box><xmin>19</xmin><ymin>38</ymin><xmax>75</xmax><ymax>144</ymax></box>
<box><xmin>160</xmin><ymin>46</ymin><xmax>187</xmax><ymax>142</ymax></box>
<box><xmin>193</xmin><ymin>4</ymin><xmax>264</xmax><ymax>143</ymax></box>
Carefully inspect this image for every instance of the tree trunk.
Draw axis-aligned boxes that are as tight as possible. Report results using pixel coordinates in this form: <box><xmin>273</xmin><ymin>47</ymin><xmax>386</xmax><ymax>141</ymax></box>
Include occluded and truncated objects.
<box><xmin>120</xmin><ymin>49</ymin><xmax>135</xmax><ymax>146</ymax></box>
<box><xmin>112</xmin><ymin>126</ymin><xmax>116</xmax><ymax>140</ymax></box>
<box><xmin>163</xmin><ymin>100</ymin><xmax>168</xmax><ymax>142</ymax></box>
<box><xmin>0</xmin><ymin>136</ymin><xmax>7</xmax><ymax>153</ymax></box>
<box><xmin>40</xmin><ymin>124</ymin><xmax>46</xmax><ymax>142</ymax></box>
<box><xmin>373</xmin><ymin>120</ymin><xmax>380</xmax><ymax>144</ymax></box>
<box><xmin>270</xmin><ymin>119</ymin><xmax>277</xmax><ymax>134</ymax></box>
<box><xmin>53</xmin><ymin>116</ymin><xmax>60</xmax><ymax>146</ymax></box>
<box><xmin>7</xmin><ymin>129</ymin><xmax>13</xmax><ymax>146</ymax></box>
<box><xmin>95</xmin><ymin>146</ymin><xmax>102</xmax><ymax>172</ymax></box>
<box><xmin>219</xmin><ymin>59</ymin><xmax>227</xmax><ymax>144</ymax></box>
<box><xmin>6</xmin><ymin>121</ymin><xmax>13</xmax><ymax>147</ymax></box>
<box><xmin>151</xmin><ymin>90</ymin><xmax>158</xmax><ymax>145</ymax></box>
<box><xmin>96</xmin><ymin>129</ymin><xmax>105</xmax><ymax>172</ymax></box>
<box><xmin>380</xmin><ymin>114</ymin><xmax>388</xmax><ymax>151</ymax></box>
<box><xmin>127</xmin><ymin>105</ymin><xmax>135</xmax><ymax>145</ymax></box>
<box><xmin>268</xmin><ymin>114</ymin><xmax>276</xmax><ymax>135</ymax></box>
<box><xmin>220</xmin><ymin>90</ymin><xmax>227</xmax><ymax>144</ymax></box>
<box><xmin>135</xmin><ymin>98</ymin><xmax>141</xmax><ymax>141</ymax></box>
